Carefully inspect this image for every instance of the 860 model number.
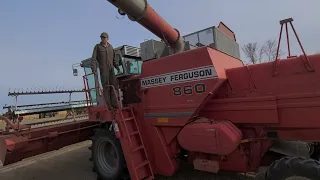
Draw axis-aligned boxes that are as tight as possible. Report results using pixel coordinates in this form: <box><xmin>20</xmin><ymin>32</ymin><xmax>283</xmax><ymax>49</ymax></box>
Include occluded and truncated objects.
<box><xmin>173</xmin><ymin>83</ymin><xmax>206</xmax><ymax>96</ymax></box>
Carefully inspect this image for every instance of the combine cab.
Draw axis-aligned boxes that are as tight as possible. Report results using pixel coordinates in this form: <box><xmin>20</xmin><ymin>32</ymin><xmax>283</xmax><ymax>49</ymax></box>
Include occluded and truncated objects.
<box><xmin>78</xmin><ymin>45</ymin><xmax>143</xmax><ymax>109</ymax></box>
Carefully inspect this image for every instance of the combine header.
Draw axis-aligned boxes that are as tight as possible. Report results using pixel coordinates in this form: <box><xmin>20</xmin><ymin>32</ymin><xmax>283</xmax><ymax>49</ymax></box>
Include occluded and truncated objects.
<box><xmin>0</xmin><ymin>88</ymin><xmax>99</xmax><ymax>165</ymax></box>
<box><xmin>1</xmin><ymin>1</ymin><xmax>320</xmax><ymax>180</ymax></box>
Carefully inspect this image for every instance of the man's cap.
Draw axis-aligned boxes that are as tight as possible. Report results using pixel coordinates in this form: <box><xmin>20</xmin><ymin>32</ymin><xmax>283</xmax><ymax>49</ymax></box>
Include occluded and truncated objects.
<box><xmin>100</xmin><ymin>32</ymin><xmax>108</xmax><ymax>38</ymax></box>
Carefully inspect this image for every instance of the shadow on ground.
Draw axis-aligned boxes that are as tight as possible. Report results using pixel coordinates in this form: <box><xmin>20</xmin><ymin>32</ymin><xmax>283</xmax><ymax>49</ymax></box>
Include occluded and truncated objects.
<box><xmin>0</xmin><ymin>142</ymin><xmax>253</xmax><ymax>180</ymax></box>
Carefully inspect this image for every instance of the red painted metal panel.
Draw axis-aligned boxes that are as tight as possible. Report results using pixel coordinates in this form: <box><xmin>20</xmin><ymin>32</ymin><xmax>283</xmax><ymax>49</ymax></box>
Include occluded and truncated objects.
<box><xmin>139</xmin><ymin>5</ymin><xmax>179</xmax><ymax>45</ymax></box>
<box><xmin>178</xmin><ymin>120</ymin><xmax>242</xmax><ymax>155</ymax></box>
<box><xmin>203</xmin><ymin>54</ymin><xmax>320</xmax><ymax>129</ymax></box>
<box><xmin>201</xmin><ymin>96</ymin><xmax>279</xmax><ymax>124</ymax></box>
<box><xmin>0</xmin><ymin>120</ymin><xmax>99</xmax><ymax>166</ymax></box>
<box><xmin>141</xmin><ymin>47</ymin><xmax>243</xmax><ymax>117</ymax></box>
<box><xmin>150</xmin><ymin>125</ymin><xmax>178</xmax><ymax>176</ymax></box>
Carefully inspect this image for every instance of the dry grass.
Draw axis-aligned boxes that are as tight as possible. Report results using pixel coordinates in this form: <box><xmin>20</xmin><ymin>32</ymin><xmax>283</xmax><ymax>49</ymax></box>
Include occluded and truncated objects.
<box><xmin>0</xmin><ymin>113</ymin><xmax>87</xmax><ymax>130</ymax></box>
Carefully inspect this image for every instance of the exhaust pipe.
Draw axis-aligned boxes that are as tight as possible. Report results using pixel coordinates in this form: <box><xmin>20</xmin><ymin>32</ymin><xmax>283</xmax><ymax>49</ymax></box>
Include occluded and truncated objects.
<box><xmin>107</xmin><ymin>0</ymin><xmax>185</xmax><ymax>54</ymax></box>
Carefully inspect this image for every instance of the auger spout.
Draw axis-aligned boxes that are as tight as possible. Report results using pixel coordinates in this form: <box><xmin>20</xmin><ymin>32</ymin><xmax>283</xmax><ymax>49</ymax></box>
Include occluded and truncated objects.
<box><xmin>107</xmin><ymin>0</ymin><xmax>185</xmax><ymax>53</ymax></box>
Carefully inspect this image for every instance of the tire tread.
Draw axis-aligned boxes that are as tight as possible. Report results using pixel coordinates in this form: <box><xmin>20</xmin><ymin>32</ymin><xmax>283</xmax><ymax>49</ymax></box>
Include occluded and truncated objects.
<box><xmin>266</xmin><ymin>156</ymin><xmax>320</xmax><ymax>180</ymax></box>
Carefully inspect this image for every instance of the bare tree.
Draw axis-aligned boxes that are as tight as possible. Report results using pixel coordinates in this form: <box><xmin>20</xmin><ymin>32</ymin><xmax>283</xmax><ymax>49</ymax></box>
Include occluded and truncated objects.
<box><xmin>258</xmin><ymin>46</ymin><xmax>265</xmax><ymax>63</ymax></box>
<box><xmin>242</xmin><ymin>42</ymin><xmax>260</xmax><ymax>64</ymax></box>
<box><xmin>242</xmin><ymin>39</ymin><xmax>285</xmax><ymax>64</ymax></box>
<box><xmin>261</xmin><ymin>39</ymin><xmax>285</xmax><ymax>62</ymax></box>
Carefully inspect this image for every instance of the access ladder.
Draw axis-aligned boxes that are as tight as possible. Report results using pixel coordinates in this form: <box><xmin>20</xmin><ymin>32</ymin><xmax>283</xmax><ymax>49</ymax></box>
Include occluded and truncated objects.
<box><xmin>117</xmin><ymin>107</ymin><xmax>154</xmax><ymax>180</ymax></box>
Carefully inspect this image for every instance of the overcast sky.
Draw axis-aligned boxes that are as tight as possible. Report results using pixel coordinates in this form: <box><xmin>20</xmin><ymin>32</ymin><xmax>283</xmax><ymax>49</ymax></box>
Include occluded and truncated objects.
<box><xmin>0</xmin><ymin>0</ymin><xmax>319</xmax><ymax>112</ymax></box>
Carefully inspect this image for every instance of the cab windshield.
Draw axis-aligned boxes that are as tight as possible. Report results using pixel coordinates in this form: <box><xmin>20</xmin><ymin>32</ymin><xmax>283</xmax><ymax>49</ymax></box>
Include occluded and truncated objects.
<box><xmin>114</xmin><ymin>56</ymin><xmax>142</xmax><ymax>76</ymax></box>
<box><xmin>124</xmin><ymin>57</ymin><xmax>142</xmax><ymax>75</ymax></box>
<box><xmin>83</xmin><ymin>56</ymin><xmax>142</xmax><ymax>106</ymax></box>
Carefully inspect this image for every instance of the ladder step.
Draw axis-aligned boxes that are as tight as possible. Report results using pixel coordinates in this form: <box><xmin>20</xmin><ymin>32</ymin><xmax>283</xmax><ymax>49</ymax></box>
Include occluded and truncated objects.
<box><xmin>118</xmin><ymin>108</ymin><xmax>154</xmax><ymax>178</ymax></box>
<box><xmin>132</xmin><ymin>145</ymin><xmax>144</xmax><ymax>152</ymax></box>
<box><xmin>135</xmin><ymin>160</ymin><xmax>149</xmax><ymax>170</ymax></box>
<box><xmin>130</xmin><ymin>131</ymin><xmax>139</xmax><ymax>136</ymax></box>
<box><xmin>124</xmin><ymin>117</ymin><xmax>134</xmax><ymax>121</ymax></box>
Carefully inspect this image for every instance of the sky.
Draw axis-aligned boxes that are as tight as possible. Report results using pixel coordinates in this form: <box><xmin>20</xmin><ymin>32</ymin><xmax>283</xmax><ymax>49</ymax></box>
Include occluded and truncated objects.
<box><xmin>0</xmin><ymin>0</ymin><xmax>320</xmax><ymax>113</ymax></box>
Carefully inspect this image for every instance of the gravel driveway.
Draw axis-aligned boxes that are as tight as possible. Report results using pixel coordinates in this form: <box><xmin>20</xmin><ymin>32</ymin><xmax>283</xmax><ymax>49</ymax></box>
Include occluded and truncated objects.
<box><xmin>0</xmin><ymin>141</ymin><xmax>253</xmax><ymax>180</ymax></box>
<box><xmin>156</xmin><ymin>162</ymin><xmax>253</xmax><ymax>180</ymax></box>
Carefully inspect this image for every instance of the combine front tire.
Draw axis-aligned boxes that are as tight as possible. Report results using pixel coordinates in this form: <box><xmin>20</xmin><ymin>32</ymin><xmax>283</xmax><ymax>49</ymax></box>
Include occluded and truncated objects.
<box><xmin>92</xmin><ymin>128</ymin><xmax>126</xmax><ymax>180</ymax></box>
<box><xmin>266</xmin><ymin>156</ymin><xmax>320</xmax><ymax>180</ymax></box>
<box><xmin>254</xmin><ymin>167</ymin><xmax>267</xmax><ymax>180</ymax></box>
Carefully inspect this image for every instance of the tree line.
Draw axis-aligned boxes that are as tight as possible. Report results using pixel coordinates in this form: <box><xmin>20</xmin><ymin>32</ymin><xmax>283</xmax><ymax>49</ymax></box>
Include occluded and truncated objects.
<box><xmin>241</xmin><ymin>39</ymin><xmax>285</xmax><ymax>65</ymax></box>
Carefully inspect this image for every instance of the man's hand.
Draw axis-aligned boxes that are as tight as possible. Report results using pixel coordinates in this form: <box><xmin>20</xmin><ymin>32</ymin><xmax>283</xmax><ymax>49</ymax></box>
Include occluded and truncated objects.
<box><xmin>116</xmin><ymin>66</ymin><xmax>120</xmax><ymax>72</ymax></box>
<box><xmin>90</xmin><ymin>59</ymin><xmax>98</xmax><ymax>74</ymax></box>
<box><xmin>90</xmin><ymin>59</ymin><xmax>97</xmax><ymax>68</ymax></box>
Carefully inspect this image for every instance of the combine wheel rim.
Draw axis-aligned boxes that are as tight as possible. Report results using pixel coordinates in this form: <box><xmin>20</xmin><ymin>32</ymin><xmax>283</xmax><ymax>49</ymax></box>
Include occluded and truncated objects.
<box><xmin>92</xmin><ymin>128</ymin><xmax>126</xmax><ymax>180</ymax></box>
<box><xmin>97</xmin><ymin>140</ymin><xmax>118</xmax><ymax>173</ymax></box>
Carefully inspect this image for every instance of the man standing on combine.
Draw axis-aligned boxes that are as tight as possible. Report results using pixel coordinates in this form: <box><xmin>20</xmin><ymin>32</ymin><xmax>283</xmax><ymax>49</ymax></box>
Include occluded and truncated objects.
<box><xmin>91</xmin><ymin>32</ymin><xmax>120</xmax><ymax>110</ymax></box>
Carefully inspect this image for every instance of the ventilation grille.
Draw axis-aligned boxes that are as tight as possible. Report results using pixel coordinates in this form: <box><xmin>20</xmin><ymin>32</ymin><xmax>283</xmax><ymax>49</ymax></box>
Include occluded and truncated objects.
<box><xmin>124</xmin><ymin>45</ymin><xmax>141</xmax><ymax>57</ymax></box>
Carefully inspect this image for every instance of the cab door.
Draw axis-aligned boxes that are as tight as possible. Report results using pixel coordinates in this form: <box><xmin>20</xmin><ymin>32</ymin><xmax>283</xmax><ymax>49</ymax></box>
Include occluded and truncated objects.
<box><xmin>83</xmin><ymin>66</ymin><xmax>105</xmax><ymax>107</ymax></box>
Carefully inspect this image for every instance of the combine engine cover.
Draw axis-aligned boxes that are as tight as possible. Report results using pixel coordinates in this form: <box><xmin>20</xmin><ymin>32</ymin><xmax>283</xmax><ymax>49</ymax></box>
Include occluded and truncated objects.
<box><xmin>177</xmin><ymin>119</ymin><xmax>242</xmax><ymax>155</ymax></box>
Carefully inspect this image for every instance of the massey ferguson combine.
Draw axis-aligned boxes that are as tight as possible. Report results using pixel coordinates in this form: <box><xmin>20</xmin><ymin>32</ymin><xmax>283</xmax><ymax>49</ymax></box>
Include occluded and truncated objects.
<box><xmin>1</xmin><ymin>0</ymin><xmax>320</xmax><ymax>180</ymax></box>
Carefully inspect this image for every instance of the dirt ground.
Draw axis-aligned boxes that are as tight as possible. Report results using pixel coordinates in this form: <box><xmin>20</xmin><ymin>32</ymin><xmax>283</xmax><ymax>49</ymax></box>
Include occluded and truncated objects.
<box><xmin>0</xmin><ymin>141</ymin><xmax>96</xmax><ymax>180</ymax></box>
<box><xmin>0</xmin><ymin>141</ymin><xmax>253</xmax><ymax>180</ymax></box>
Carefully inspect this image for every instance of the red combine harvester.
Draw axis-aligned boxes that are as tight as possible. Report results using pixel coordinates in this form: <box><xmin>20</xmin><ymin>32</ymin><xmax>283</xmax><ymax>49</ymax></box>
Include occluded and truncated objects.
<box><xmin>1</xmin><ymin>0</ymin><xmax>320</xmax><ymax>180</ymax></box>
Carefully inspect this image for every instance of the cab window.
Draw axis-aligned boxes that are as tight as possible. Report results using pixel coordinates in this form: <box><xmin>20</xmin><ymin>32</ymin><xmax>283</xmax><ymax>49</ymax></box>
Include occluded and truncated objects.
<box><xmin>124</xmin><ymin>57</ymin><xmax>142</xmax><ymax>75</ymax></box>
<box><xmin>114</xmin><ymin>54</ymin><xmax>124</xmax><ymax>75</ymax></box>
<box><xmin>83</xmin><ymin>67</ymin><xmax>98</xmax><ymax>105</ymax></box>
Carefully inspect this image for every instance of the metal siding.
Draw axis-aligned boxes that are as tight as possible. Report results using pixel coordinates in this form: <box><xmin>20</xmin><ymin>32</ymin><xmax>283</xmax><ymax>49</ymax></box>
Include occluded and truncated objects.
<box><xmin>182</xmin><ymin>26</ymin><xmax>240</xmax><ymax>59</ymax></box>
<box><xmin>123</xmin><ymin>45</ymin><xmax>141</xmax><ymax>57</ymax></box>
<box><xmin>140</xmin><ymin>39</ymin><xmax>167</xmax><ymax>61</ymax></box>
<box><xmin>214</xmin><ymin>28</ymin><xmax>241</xmax><ymax>59</ymax></box>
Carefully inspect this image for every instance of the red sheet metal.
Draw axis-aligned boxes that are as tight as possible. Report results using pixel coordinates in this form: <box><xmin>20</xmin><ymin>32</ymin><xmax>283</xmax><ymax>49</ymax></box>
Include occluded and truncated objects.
<box><xmin>0</xmin><ymin>120</ymin><xmax>99</xmax><ymax>166</ymax></box>
<box><xmin>106</xmin><ymin>0</ymin><xmax>184</xmax><ymax>52</ymax></box>
<box><xmin>178</xmin><ymin>119</ymin><xmax>242</xmax><ymax>155</ymax></box>
<box><xmin>138</xmin><ymin>4</ymin><xmax>179</xmax><ymax>45</ymax></box>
